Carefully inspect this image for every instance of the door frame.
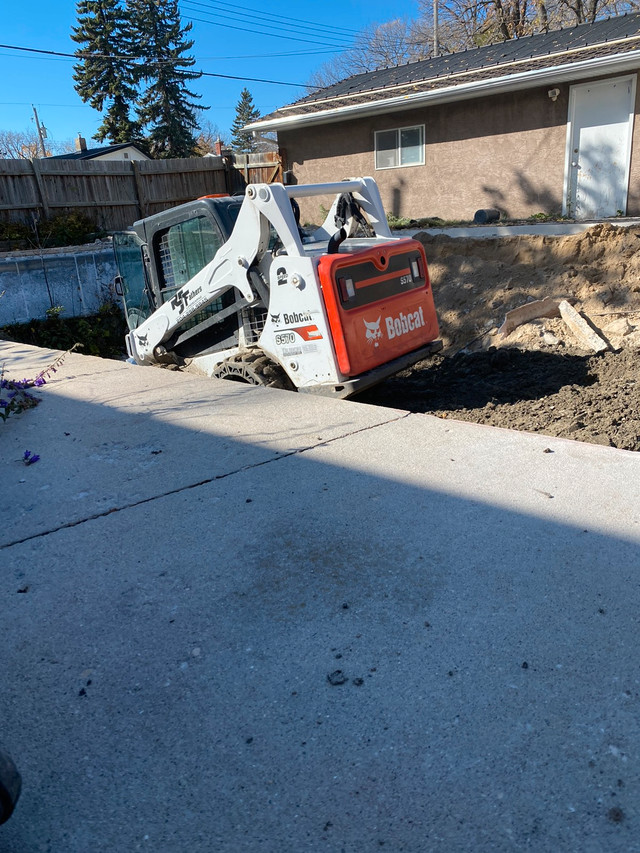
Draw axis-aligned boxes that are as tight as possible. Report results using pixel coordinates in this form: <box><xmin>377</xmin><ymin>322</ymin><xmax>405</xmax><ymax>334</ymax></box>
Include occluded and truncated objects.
<box><xmin>562</xmin><ymin>74</ymin><xmax>637</xmax><ymax>218</ymax></box>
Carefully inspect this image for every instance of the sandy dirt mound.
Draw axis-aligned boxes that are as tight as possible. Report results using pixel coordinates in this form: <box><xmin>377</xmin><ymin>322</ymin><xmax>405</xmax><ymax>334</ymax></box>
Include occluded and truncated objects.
<box><xmin>357</xmin><ymin>224</ymin><xmax>640</xmax><ymax>450</ymax></box>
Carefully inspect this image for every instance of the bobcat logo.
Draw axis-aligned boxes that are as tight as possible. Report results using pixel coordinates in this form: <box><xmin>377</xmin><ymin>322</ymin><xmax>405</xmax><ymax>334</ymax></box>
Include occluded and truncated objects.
<box><xmin>271</xmin><ymin>313</ymin><xmax>281</xmax><ymax>324</ymax></box>
<box><xmin>364</xmin><ymin>316</ymin><xmax>382</xmax><ymax>347</ymax></box>
<box><xmin>136</xmin><ymin>332</ymin><xmax>148</xmax><ymax>346</ymax></box>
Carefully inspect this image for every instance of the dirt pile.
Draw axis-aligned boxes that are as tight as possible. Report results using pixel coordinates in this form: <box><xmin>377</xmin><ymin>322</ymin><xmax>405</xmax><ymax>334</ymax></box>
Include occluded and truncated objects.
<box><xmin>418</xmin><ymin>223</ymin><xmax>640</xmax><ymax>354</ymax></box>
<box><xmin>358</xmin><ymin>224</ymin><xmax>640</xmax><ymax>450</ymax></box>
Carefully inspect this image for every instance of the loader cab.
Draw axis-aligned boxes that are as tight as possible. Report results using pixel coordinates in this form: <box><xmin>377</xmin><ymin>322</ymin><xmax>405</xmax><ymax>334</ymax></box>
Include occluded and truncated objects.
<box><xmin>134</xmin><ymin>196</ymin><xmax>242</xmax><ymax>308</ymax></box>
<box><xmin>114</xmin><ymin>196</ymin><xmax>243</xmax><ymax>333</ymax></box>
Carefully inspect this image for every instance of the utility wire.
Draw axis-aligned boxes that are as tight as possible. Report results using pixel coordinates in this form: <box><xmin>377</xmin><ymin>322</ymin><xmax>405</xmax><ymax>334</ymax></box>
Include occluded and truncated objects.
<box><xmin>181</xmin><ymin>10</ymin><xmax>353</xmax><ymax>48</ymax></box>
<box><xmin>198</xmin><ymin>48</ymin><xmax>344</xmax><ymax>58</ymax></box>
<box><xmin>200</xmin><ymin>70</ymin><xmax>305</xmax><ymax>86</ymax></box>
<box><xmin>181</xmin><ymin>0</ymin><xmax>358</xmax><ymax>41</ymax></box>
<box><xmin>182</xmin><ymin>0</ymin><xmax>360</xmax><ymax>37</ymax></box>
<box><xmin>0</xmin><ymin>43</ymin><xmax>318</xmax><ymax>87</ymax></box>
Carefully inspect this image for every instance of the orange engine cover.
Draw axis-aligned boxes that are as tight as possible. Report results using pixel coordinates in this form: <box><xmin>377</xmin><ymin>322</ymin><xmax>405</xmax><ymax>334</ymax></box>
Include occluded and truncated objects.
<box><xmin>317</xmin><ymin>238</ymin><xmax>439</xmax><ymax>377</ymax></box>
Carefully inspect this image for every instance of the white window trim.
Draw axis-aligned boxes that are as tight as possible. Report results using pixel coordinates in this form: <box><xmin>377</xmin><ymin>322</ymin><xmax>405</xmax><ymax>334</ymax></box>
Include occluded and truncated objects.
<box><xmin>374</xmin><ymin>124</ymin><xmax>425</xmax><ymax>170</ymax></box>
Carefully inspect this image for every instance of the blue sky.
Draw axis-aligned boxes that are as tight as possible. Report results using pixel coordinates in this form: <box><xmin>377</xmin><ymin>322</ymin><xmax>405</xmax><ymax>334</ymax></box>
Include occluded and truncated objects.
<box><xmin>0</xmin><ymin>0</ymin><xmax>421</xmax><ymax>149</ymax></box>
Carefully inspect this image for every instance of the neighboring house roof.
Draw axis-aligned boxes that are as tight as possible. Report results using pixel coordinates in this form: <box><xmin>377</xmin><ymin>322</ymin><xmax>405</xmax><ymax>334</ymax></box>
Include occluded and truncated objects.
<box><xmin>249</xmin><ymin>12</ymin><xmax>640</xmax><ymax>131</ymax></box>
<box><xmin>50</xmin><ymin>143</ymin><xmax>149</xmax><ymax>160</ymax></box>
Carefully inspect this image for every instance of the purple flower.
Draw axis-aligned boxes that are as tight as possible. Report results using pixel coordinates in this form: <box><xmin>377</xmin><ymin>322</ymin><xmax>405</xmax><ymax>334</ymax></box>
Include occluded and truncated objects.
<box><xmin>34</xmin><ymin>377</ymin><xmax>46</xmax><ymax>387</ymax></box>
<box><xmin>0</xmin><ymin>399</ymin><xmax>8</xmax><ymax>408</ymax></box>
<box><xmin>23</xmin><ymin>450</ymin><xmax>40</xmax><ymax>465</ymax></box>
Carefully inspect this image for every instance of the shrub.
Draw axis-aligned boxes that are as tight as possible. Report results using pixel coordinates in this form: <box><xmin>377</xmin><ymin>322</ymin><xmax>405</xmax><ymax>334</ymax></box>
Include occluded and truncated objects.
<box><xmin>35</xmin><ymin>212</ymin><xmax>105</xmax><ymax>248</ymax></box>
<box><xmin>0</xmin><ymin>213</ymin><xmax>106</xmax><ymax>251</ymax></box>
<box><xmin>0</xmin><ymin>302</ymin><xmax>127</xmax><ymax>359</ymax></box>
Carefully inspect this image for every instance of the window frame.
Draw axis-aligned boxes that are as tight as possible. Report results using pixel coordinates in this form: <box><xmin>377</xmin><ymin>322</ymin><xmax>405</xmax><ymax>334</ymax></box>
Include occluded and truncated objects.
<box><xmin>374</xmin><ymin>124</ymin><xmax>425</xmax><ymax>170</ymax></box>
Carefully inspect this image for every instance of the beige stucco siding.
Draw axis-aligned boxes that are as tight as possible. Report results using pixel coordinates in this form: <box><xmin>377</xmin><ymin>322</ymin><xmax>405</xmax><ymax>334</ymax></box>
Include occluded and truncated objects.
<box><xmin>280</xmin><ymin>75</ymin><xmax>640</xmax><ymax>221</ymax></box>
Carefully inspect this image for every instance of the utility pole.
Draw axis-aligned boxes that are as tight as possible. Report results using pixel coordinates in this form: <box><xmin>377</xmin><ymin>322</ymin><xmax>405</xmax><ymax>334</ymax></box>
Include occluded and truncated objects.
<box><xmin>433</xmin><ymin>0</ymin><xmax>439</xmax><ymax>58</ymax></box>
<box><xmin>32</xmin><ymin>106</ymin><xmax>48</xmax><ymax>158</ymax></box>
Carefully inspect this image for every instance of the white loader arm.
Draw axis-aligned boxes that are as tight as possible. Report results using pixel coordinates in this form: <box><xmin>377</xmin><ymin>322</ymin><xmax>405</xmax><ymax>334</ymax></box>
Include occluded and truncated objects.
<box><xmin>126</xmin><ymin>195</ymin><xmax>271</xmax><ymax>365</ymax></box>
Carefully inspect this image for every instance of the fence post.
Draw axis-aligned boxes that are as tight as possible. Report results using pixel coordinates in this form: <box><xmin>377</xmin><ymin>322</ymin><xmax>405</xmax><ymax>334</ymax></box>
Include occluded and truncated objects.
<box><xmin>30</xmin><ymin>159</ymin><xmax>50</xmax><ymax>219</ymax></box>
<box><xmin>131</xmin><ymin>160</ymin><xmax>146</xmax><ymax>219</ymax></box>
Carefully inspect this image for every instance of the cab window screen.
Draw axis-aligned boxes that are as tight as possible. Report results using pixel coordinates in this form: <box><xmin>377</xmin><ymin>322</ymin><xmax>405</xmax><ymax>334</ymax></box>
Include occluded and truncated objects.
<box><xmin>158</xmin><ymin>216</ymin><xmax>222</xmax><ymax>292</ymax></box>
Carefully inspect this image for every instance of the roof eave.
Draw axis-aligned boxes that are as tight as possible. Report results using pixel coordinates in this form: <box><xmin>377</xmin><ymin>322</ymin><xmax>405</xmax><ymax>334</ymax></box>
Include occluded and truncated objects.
<box><xmin>248</xmin><ymin>51</ymin><xmax>640</xmax><ymax>133</ymax></box>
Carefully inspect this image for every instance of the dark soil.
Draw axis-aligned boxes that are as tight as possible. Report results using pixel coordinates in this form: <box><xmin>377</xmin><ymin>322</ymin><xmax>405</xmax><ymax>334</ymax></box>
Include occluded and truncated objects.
<box><xmin>358</xmin><ymin>347</ymin><xmax>640</xmax><ymax>450</ymax></box>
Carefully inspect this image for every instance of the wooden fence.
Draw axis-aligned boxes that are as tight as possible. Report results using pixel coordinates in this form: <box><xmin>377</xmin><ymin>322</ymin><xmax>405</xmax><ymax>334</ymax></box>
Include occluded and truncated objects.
<box><xmin>0</xmin><ymin>151</ymin><xmax>283</xmax><ymax>232</ymax></box>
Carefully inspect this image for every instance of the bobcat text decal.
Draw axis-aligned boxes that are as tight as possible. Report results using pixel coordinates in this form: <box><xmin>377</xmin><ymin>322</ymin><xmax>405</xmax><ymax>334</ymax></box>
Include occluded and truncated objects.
<box><xmin>283</xmin><ymin>311</ymin><xmax>313</xmax><ymax>324</ymax></box>
<box><xmin>364</xmin><ymin>308</ymin><xmax>425</xmax><ymax>346</ymax></box>
<box><xmin>385</xmin><ymin>307</ymin><xmax>425</xmax><ymax>340</ymax></box>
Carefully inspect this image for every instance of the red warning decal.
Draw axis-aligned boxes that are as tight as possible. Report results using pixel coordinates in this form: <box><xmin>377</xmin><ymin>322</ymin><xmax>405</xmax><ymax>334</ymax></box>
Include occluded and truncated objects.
<box><xmin>293</xmin><ymin>325</ymin><xmax>323</xmax><ymax>341</ymax></box>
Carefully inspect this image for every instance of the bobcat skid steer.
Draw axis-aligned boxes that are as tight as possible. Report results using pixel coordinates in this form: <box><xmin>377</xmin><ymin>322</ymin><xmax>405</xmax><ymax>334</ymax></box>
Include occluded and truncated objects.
<box><xmin>113</xmin><ymin>177</ymin><xmax>441</xmax><ymax>398</ymax></box>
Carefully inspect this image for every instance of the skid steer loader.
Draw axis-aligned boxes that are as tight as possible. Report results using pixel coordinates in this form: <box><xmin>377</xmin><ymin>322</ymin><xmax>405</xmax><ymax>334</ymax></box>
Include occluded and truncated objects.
<box><xmin>113</xmin><ymin>177</ymin><xmax>440</xmax><ymax>398</ymax></box>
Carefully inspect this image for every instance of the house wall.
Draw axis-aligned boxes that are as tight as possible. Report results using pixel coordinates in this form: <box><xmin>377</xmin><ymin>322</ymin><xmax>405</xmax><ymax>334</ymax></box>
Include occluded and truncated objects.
<box><xmin>280</xmin><ymin>74</ymin><xmax>640</xmax><ymax>222</ymax></box>
<box><xmin>91</xmin><ymin>147</ymin><xmax>149</xmax><ymax>162</ymax></box>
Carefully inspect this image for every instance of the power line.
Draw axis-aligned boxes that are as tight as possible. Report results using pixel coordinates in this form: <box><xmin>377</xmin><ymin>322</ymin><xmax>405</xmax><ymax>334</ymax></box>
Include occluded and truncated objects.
<box><xmin>0</xmin><ymin>45</ymin><xmax>341</xmax><ymax>63</ymax></box>
<box><xmin>0</xmin><ymin>101</ymin><xmax>89</xmax><ymax>108</ymax></box>
<box><xmin>181</xmin><ymin>0</ymin><xmax>357</xmax><ymax>43</ymax></box>
<box><xmin>0</xmin><ymin>43</ymin><xmax>314</xmax><ymax>87</ymax></box>
<box><xmin>198</xmin><ymin>48</ymin><xmax>344</xmax><ymax>58</ymax></box>
<box><xmin>200</xmin><ymin>70</ymin><xmax>304</xmax><ymax>86</ymax></box>
<box><xmin>182</xmin><ymin>0</ymin><xmax>360</xmax><ymax>37</ymax></box>
<box><xmin>182</xmin><ymin>10</ymin><xmax>353</xmax><ymax>48</ymax></box>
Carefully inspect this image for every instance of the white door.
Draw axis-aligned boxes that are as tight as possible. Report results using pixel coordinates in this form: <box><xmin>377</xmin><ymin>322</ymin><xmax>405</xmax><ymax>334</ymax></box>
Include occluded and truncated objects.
<box><xmin>564</xmin><ymin>75</ymin><xmax>636</xmax><ymax>219</ymax></box>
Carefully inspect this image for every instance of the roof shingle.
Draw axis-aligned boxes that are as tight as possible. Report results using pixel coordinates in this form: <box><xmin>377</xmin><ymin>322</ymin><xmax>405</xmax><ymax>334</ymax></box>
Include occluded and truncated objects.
<box><xmin>258</xmin><ymin>12</ymin><xmax>640</xmax><ymax>124</ymax></box>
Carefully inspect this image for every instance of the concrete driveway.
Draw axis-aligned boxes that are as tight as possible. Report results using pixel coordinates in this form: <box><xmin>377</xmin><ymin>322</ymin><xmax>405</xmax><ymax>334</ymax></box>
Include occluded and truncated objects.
<box><xmin>1</xmin><ymin>342</ymin><xmax>639</xmax><ymax>852</ymax></box>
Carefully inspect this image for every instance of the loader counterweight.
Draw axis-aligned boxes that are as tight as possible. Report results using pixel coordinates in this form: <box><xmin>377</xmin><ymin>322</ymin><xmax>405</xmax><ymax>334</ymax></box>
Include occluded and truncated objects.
<box><xmin>317</xmin><ymin>239</ymin><xmax>439</xmax><ymax>377</ymax></box>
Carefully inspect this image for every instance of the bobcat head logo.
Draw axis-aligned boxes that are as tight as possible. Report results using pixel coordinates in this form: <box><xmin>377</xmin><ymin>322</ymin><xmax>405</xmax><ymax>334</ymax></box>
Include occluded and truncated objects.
<box><xmin>136</xmin><ymin>333</ymin><xmax>148</xmax><ymax>346</ymax></box>
<box><xmin>271</xmin><ymin>313</ymin><xmax>280</xmax><ymax>324</ymax></box>
<box><xmin>364</xmin><ymin>316</ymin><xmax>382</xmax><ymax>347</ymax></box>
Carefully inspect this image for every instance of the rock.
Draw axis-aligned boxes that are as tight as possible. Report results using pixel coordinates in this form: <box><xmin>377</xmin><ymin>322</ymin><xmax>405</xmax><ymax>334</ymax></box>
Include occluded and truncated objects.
<box><xmin>604</xmin><ymin>317</ymin><xmax>633</xmax><ymax>337</ymax></box>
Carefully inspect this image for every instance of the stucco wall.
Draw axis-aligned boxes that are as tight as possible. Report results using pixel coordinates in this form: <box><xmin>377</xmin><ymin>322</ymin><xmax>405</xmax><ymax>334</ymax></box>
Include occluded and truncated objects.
<box><xmin>280</xmin><ymin>75</ymin><xmax>640</xmax><ymax>222</ymax></box>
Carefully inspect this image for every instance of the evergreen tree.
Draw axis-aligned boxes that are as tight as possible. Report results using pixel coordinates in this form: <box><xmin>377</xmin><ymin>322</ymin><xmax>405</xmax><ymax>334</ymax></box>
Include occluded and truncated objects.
<box><xmin>230</xmin><ymin>89</ymin><xmax>261</xmax><ymax>153</ymax></box>
<box><xmin>127</xmin><ymin>0</ymin><xmax>204</xmax><ymax>158</ymax></box>
<box><xmin>72</xmin><ymin>0</ymin><xmax>141</xmax><ymax>144</ymax></box>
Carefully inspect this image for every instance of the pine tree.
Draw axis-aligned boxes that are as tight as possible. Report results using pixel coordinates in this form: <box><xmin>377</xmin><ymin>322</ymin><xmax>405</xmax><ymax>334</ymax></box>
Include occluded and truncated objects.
<box><xmin>72</xmin><ymin>0</ymin><xmax>141</xmax><ymax>144</ymax></box>
<box><xmin>230</xmin><ymin>89</ymin><xmax>261</xmax><ymax>153</ymax></box>
<box><xmin>127</xmin><ymin>0</ymin><xmax>205</xmax><ymax>158</ymax></box>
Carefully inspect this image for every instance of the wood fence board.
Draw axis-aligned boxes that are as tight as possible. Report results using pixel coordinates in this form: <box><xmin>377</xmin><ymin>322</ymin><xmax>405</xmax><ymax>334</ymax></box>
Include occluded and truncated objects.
<box><xmin>0</xmin><ymin>152</ymin><xmax>282</xmax><ymax>230</ymax></box>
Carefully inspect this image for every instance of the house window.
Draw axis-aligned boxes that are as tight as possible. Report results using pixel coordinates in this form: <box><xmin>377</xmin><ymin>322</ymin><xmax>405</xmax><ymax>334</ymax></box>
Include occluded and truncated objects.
<box><xmin>375</xmin><ymin>125</ymin><xmax>424</xmax><ymax>169</ymax></box>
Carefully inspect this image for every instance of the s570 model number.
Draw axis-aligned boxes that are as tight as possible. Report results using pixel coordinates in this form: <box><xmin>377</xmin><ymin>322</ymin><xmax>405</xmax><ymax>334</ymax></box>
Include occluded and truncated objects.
<box><xmin>275</xmin><ymin>332</ymin><xmax>296</xmax><ymax>345</ymax></box>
